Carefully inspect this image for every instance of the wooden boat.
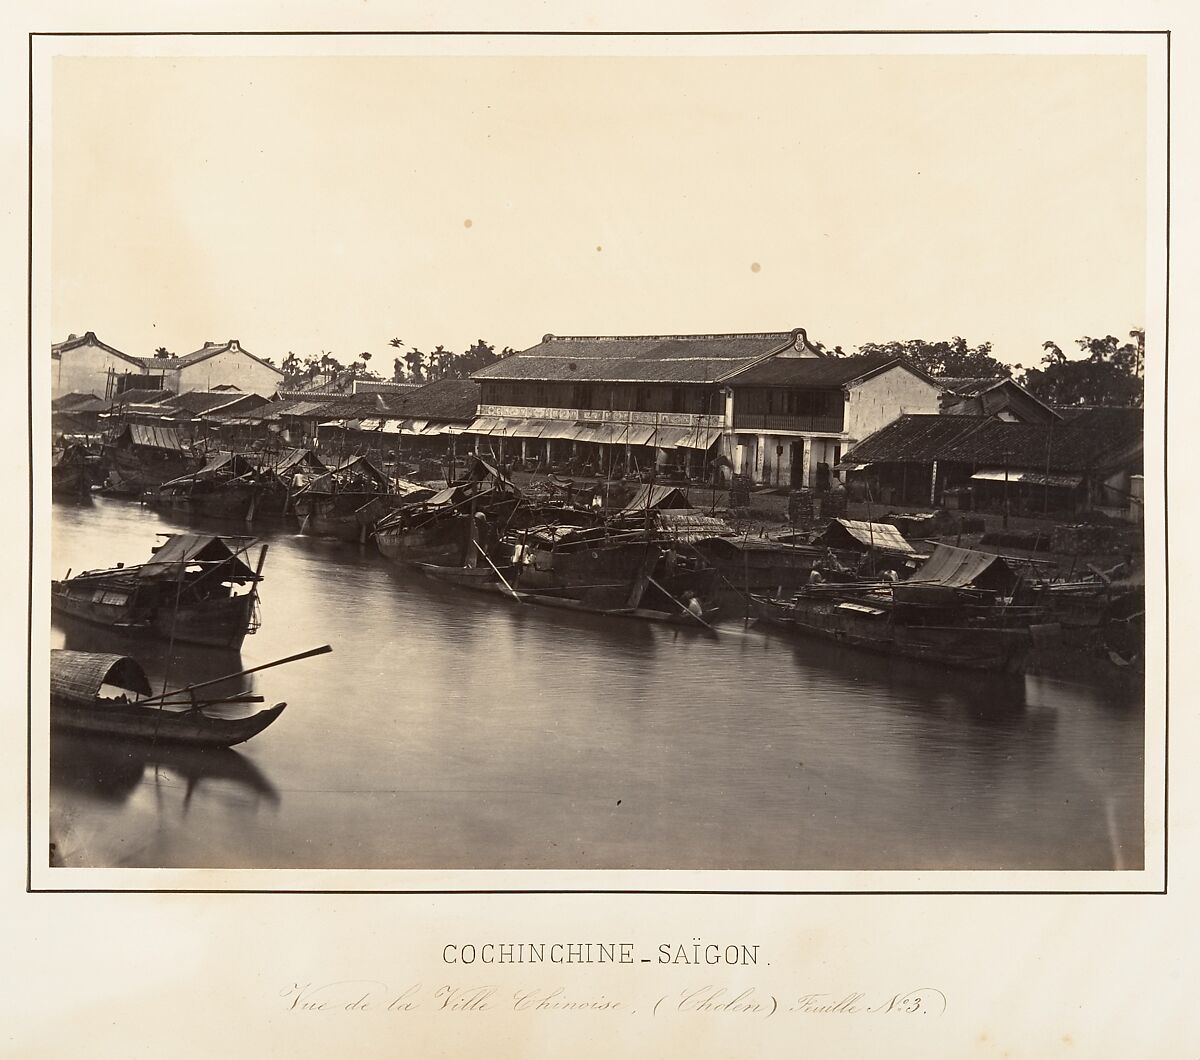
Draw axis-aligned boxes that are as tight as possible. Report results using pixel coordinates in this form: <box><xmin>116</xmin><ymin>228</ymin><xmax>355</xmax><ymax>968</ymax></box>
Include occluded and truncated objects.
<box><xmin>292</xmin><ymin>455</ymin><xmax>397</xmax><ymax>541</ymax></box>
<box><xmin>749</xmin><ymin>543</ymin><xmax>1045</xmax><ymax>672</ymax></box>
<box><xmin>246</xmin><ymin>448</ymin><xmax>328</xmax><ymax>524</ymax></box>
<box><xmin>748</xmin><ymin>588</ymin><xmax>1022</xmax><ymax>672</ymax></box>
<box><xmin>750</xmin><ymin>585</ymin><xmax>1034</xmax><ymax>673</ymax></box>
<box><xmin>419</xmin><ymin>547</ymin><xmax>722</xmax><ymax>631</ymax></box>
<box><xmin>376</xmin><ymin>514</ymin><xmax>468</xmax><ymax>564</ymax></box>
<box><xmin>485</xmin><ymin>582</ymin><xmax>722</xmax><ymax>630</ymax></box>
<box><xmin>51</xmin><ymin>533</ymin><xmax>267</xmax><ymax>649</ymax></box>
<box><xmin>52</xmin><ymin>444</ymin><xmax>95</xmax><ymax>499</ymax></box>
<box><xmin>374</xmin><ymin>465</ymin><xmax>520</xmax><ymax>565</ymax></box>
<box><xmin>143</xmin><ymin>452</ymin><xmax>273</xmax><ymax>521</ymax></box>
<box><xmin>102</xmin><ymin>423</ymin><xmax>198</xmax><ymax>496</ymax></box>
<box><xmin>50</xmin><ymin>650</ymin><xmax>285</xmax><ymax>748</ymax></box>
<box><xmin>413</xmin><ymin>561</ymin><xmax>512</xmax><ymax>589</ymax></box>
<box><xmin>692</xmin><ymin>534</ymin><xmax>821</xmax><ymax>595</ymax></box>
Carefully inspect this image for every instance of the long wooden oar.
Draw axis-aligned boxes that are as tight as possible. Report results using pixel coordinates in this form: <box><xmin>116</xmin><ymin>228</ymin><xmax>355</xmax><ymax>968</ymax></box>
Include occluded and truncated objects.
<box><xmin>147</xmin><ymin>694</ymin><xmax>266</xmax><ymax>709</ymax></box>
<box><xmin>645</xmin><ymin>574</ymin><xmax>717</xmax><ymax>632</ymax></box>
<box><xmin>473</xmin><ymin>540</ymin><xmax>523</xmax><ymax>602</ymax></box>
<box><xmin>140</xmin><ymin>644</ymin><xmax>333</xmax><ymax>705</ymax></box>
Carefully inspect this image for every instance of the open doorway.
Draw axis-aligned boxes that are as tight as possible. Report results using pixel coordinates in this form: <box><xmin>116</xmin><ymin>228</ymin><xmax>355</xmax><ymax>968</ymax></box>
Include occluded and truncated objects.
<box><xmin>789</xmin><ymin>440</ymin><xmax>805</xmax><ymax>488</ymax></box>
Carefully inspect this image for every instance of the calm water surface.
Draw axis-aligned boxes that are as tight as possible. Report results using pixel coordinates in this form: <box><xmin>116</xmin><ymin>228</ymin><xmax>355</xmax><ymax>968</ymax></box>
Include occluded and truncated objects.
<box><xmin>49</xmin><ymin>497</ymin><xmax>1145</xmax><ymax>871</ymax></box>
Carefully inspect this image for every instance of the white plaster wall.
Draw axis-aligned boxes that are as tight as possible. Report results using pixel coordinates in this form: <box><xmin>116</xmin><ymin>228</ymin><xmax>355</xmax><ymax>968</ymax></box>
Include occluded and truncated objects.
<box><xmin>177</xmin><ymin>349</ymin><xmax>282</xmax><ymax>396</ymax></box>
<box><xmin>52</xmin><ymin>343</ymin><xmax>144</xmax><ymax>400</ymax></box>
<box><xmin>846</xmin><ymin>367</ymin><xmax>941</xmax><ymax>446</ymax></box>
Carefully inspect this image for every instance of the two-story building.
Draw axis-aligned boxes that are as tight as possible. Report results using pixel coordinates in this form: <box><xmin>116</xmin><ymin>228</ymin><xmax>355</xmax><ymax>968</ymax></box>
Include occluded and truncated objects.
<box><xmin>469</xmin><ymin>330</ymin><xmax>814</xmax><ymax>477</ymax></box>
<box><xmin>470</xmin><ymin>329</ymin><xmax>943</xmax><ymax>488</ymax></box>
<box><xmin>727</xmin><ymin>353</ymin><xmax>943</xmax><ymax>488</ymax></box>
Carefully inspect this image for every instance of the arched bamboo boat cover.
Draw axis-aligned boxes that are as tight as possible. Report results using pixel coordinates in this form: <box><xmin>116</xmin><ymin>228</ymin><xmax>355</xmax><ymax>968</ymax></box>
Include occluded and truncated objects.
<box><xmin>50</xmin><ymin>650</ymin><xmax>152</xmax><ymax>705</ymax></box>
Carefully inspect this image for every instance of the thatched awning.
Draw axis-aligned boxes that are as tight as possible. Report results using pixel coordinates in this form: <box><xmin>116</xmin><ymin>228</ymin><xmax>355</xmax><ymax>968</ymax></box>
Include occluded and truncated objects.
<box><xmin>138</xmin><ymin>534</ymin><xmax>259</xmax><ymax>581</ymax></box>
<box><xmin>50</xmin><ymin>650</ymin><xmax>151</xmax><ymax>705</ymax></box>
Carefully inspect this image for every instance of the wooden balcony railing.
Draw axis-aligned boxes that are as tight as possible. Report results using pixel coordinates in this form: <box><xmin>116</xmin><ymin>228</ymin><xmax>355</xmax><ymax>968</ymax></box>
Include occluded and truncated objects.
<box><xmin>732</xmin><ymin>412</ymin><xmax>844</xmax><ymax>433</ymax></box>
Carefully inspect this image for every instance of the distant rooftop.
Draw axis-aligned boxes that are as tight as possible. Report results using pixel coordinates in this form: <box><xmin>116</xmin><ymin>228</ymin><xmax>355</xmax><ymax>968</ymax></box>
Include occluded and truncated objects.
<box><xmin>730</xmin><ymin>352</ymin><xmax>926</xmax><ymax>388</ymax></box>
<box><xmin>352</xmin><ymin>380</ymin><xmax>423</xmax><ymax>395</ymax></box>
<box><xmin>844</xmin><ymin>412</ymin><xmax>1143</xmax><ymax>472</ymax></box>
<box><xmin>474</xmin><ymin>330</ymin><xmax>814</xmax><ymax>384</ymax></box>
<box><xmin>133</xmin><ymin>339</ymin><xmax>284</xmax><ymax>376</ymax></box>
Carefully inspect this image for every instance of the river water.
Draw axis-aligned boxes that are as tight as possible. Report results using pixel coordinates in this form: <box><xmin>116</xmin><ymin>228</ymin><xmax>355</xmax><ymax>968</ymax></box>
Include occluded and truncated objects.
<box><xmin>48</xmin><ymin>496</ymin><xmax>1145</xmax><ymax>872</ymax></box>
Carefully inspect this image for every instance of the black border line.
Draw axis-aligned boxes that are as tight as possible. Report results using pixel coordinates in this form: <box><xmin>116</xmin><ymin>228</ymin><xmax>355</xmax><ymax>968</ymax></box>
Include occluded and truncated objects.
<box><xmin>25</xmin><ymin>30</ymin><xmax>1176</xmax><ymax>37</ymax></box>
<box><xmin>28</xmin><ymin>29</ymin><xmax>1169</xmax><ymax>897</ymax></box>
<box><xmin>1161</xmin><ymin>31</ymin><xmax>1171</xmax><ymax>892</ymax></box>
<box><xmin>26</xmin><ymin>30</ymin><xmax>34</xmax><ymax>894</ymax></box>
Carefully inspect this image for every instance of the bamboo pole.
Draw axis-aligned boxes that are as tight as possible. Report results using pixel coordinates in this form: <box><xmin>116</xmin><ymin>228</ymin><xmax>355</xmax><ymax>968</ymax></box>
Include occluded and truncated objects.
<box><xmin>472</xmin><ymin>540</ymin><xmax>523</xmax><ymax>601</ymax></box>
<box><xmin>140</xmin><ymin>644</ymin><xmax>333</xmax><ymax>705</ymax></box>
<box><xmin>645</xmin><ymin>573</ymin><xmax>717</xmax><ymax>631</ymax></box>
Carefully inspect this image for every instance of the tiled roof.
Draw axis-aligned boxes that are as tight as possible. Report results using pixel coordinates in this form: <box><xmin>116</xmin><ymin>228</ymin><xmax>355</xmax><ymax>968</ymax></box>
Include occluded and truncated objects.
<box><xmin>729</xmin><ymin>353</ymin><xmax>928</xmax><ymax>388</ymax></box>
<box><xmin>386</xmin><ymin>378</ymin><xmax>480</xmax><ymax>421</ymax></box>
<box><xmin>51</xmin><ymin>412</ymin><xmax>96</xmax><ymax>433</ymax></box>
<box><xmin>261</xmin><ymin>395</ymin><xmax>369</xmax><ymax>420</ymax></box>
<box><xmin>51</xmin><ymin>392</ymin><xmax>102</xmax><ymax>410</ymax></box>
<box><xmin>474</xmin><ymin>331</ymin><xmax>804</xmax><ymax>384</ymax></box>
<box><xmin>353</xmin><ymin>380</ymin><xmax>423</xmax><ymax>394</ymax></box>
<box><xmin>934</xmin><ymin>376</ymin><xmax>1008</xmax><ymax>397</ymax></box>
<box><xmin>161</xmin><ymin>391</ymin><xmax>267</xmax><ymax>416</ymax></box>
<box><xmin>843</xmin><ymin>413</ymin><xmax>1142</xmax><ymax>472</ymax></box>
<box><xmin>79</xmin><ymin>389</ymin><xmax>173</xmax><ymax>414</ymax></box>
<box><xmin>51</xmin><ymin>331</ymin><xmax>143</xmax><ymax>367</ymax></box>
<box><xmin>135</xmin><ymin>340</ymin><xmax>284</xmax><ymax>376</ymax></box>
<box><xmin>1055</xmin><ymin>406</ymin><xmax>1143</xmax><ymax>429</ymax></box>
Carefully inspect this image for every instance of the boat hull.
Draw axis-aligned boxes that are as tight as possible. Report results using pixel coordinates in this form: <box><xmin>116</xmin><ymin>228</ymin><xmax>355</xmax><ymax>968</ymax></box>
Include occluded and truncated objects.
<box><xmin>376</xmin><ymin>517</ymin><xmax>470</xmax><ymax>565</ymax></box>
<box><xmin>514</xmin><ymin>539</ymin><xmax>652</xmax><ymax>591</ymax></box>
<box><xmin>143</xmin><ymin>484</ymin><xmax>259</xmax><ymax>521</ymax></box>
<box><xmin>51</xmin><ymin>700</ymin><xmax>286</xmax><ymax>747</ymax></box>
<box><xmin>469</xmin><ymin>581</ymin><xmax>721</xmax><ymax>630</ymax></box>
<box><xmin>52</xmin><ymin>465</ymin><xmax>90</xmax><ymax>499</ymax></box>
<box><xmin>295</xmin><ymin>493</ymin><xmax>393</xmax><ymax>541</ymax></box>
<box><xmin>104</xmin><ymin>447</ymin><xmax>195</xmax><ymax>495</ymax></box>
<box><xmin>751</xmin><ymin>595</ymin><xmax>1029</xmax><ymax>673</ymax></box>
<box><xmin>414</xmin><ymin>562</ymin><xmax>507</xmax><ymax>588</ymax></box>
<box><xmin>51</xmin><ymin>583</ymin><xmax>256</xmax><ymax>650</ymax></box>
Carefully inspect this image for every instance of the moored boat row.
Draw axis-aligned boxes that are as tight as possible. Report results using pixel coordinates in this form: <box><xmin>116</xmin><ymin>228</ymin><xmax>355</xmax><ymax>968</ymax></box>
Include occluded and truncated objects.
<box><xmin>53</xmin><ymin>452</ymin><xmax>1144</xmax><ymax>735</ymax></box>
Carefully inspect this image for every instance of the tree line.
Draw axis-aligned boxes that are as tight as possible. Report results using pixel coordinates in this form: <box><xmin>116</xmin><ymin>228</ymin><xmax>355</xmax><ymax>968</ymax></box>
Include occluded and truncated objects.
<box><xmin>269</xmin><ymin>327</ymin><xmax>1143</xmax><ymax>407</ymax></box>
<box><xmin>276</xmin><ymin>339</ymin><xmax>514</xmax><ymax>388</ymax></box>
<box><xmin>847</xmin><ymin>330</ymin><xmax>1144</xmax><ymax>407</ymax></box>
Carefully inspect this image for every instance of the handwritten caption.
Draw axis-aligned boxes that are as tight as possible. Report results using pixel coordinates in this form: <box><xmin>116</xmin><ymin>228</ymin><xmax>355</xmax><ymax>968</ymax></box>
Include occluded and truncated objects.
<box><xmin>280</xmin><ymin>982</ymin><xmax>947</xmax><ymax>1019</ymax></box>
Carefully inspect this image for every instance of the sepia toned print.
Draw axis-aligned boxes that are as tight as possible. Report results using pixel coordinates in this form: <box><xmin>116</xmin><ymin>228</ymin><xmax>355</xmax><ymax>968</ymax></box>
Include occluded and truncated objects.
<box><xmin>44</xmin><ymin>47</ymin><xmax>1153</xmax><ymax>877</ymax></box>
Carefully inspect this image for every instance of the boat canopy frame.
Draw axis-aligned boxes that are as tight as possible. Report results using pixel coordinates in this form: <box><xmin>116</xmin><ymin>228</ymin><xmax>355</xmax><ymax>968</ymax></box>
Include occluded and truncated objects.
<box><xmin>50</xmin><ymin>649</ymin><xmax>152</xmax><ymax>705</ymax></box>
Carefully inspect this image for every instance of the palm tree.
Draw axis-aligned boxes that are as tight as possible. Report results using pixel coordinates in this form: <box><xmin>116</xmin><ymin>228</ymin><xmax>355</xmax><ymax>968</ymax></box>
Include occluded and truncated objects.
<box><xmin>404</xmin><ymin>348</ymin><xmax>425</xmax><ymax>383</ymax></box>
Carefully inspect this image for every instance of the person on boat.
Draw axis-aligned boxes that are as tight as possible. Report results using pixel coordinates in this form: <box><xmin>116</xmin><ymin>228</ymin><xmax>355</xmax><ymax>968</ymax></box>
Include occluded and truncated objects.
<box><xmin>823</xmin><ymin>548</ymin><xmax>849</xmax><ymax>574</ymax></box>
<box><xmin>681</xmin><ymin>591</ymin><xmax>705</xmax><ymax>619</ymax></box>
<box><xmin>806</xmin><ymin>567</ymin><xmax>825</xmax><ymax>586</ymax></box>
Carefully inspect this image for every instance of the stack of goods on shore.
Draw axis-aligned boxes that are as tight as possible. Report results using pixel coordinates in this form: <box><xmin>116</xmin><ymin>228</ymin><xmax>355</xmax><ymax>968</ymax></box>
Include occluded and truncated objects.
<box><xmin>729</xmin><ymin>474</ymin><xmax>752</xmax><ymax>514</ymax></box>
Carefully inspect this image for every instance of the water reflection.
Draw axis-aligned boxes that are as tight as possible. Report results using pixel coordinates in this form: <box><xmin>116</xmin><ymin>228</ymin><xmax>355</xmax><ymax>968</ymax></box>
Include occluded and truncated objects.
<box><xmin>48</xmin><ymin>496</ymin><xmax>1145</xmax><ymax>872</ymax></box>
<box><xmin>51</xmin><ymin>732</ymin><xmax>279</xmax><ymax>808</ymax></box>
<box><xmin>55</xmin><ymin>613</ymin><xmax>250</xmax><ymax>691</ymax></box>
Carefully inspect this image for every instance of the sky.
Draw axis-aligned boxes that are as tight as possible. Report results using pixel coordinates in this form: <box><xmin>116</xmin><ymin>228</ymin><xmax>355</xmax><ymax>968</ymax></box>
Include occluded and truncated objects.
<box><xmin>50</xmin><ymin>53</ymin><xmax>1148</xmax><ymax>370</ymax></box>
